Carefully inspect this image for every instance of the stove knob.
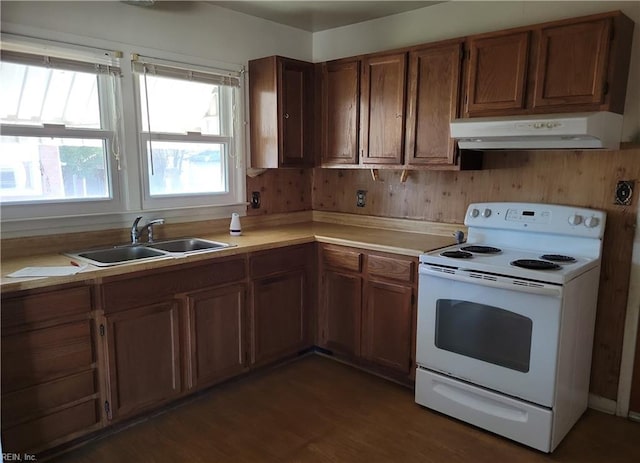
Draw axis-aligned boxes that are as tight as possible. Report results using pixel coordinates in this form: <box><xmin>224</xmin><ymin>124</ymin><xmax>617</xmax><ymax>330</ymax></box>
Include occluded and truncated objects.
<box><xmin>568</xmin><ymin>214</ymin><xmax>583</xmax><ymax>226</ymax></box>
<box><xmin>584</xmin><ymin>216</ymin><xmax>600</xmax><ymax>228</ymax></box>
<box><xmin>481</xmin><ymin>208</ymin><xmax>492</xmax><ymax>218</ymax></box>
<box><xmin>469</xmin><ymin>208</ymin><xmax>480</xmax><ymax>218</ymax></box>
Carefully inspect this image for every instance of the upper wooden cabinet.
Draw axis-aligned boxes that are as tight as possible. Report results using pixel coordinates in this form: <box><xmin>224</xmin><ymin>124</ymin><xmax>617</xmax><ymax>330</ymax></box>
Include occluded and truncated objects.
<box><xmin>320</xmin><ymin>59</ymin><xmax>360</xmax><ymax>165</ymax></box>
<box><xmin>463</xmin><ymin>11</ymin><xmax>634</xmax><ymax>117</ymax></box>
<box><xmin>249</xmin><ymin>56</ymin><xmax>314</xmax><ymax>168</ymax></box>
<box><xmin>405</xmin><ymin>41</ymin><xmax>464</xmax><ymax>167</ymax></box>
<box><xmin>464</xmin><ymin>31</ymin><xmax>530</xmax><ymax>116</ymax></box>
<box><xmin>532</xmin><ymin>18</ymin><xmax>611</xmax><ymax>110</ymax></box>
<box><xmin>360</xmin><ymin>52</ymin><xmax>407</xmax><ymax>165</ymax></box>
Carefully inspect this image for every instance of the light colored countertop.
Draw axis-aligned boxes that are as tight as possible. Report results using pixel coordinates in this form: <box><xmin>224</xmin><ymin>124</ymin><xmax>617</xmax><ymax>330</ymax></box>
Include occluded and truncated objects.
<box><xmin>1</xmin><ymin>220</ymin><xmax>457</xmax><ymax>294</ymax></box>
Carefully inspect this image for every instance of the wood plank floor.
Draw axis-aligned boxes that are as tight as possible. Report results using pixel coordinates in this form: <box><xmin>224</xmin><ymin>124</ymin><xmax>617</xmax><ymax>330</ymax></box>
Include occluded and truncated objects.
<box><xmin>52</xmin><ymin>355</ymin><xmax>640</xmax><ymax>463</ymax></box>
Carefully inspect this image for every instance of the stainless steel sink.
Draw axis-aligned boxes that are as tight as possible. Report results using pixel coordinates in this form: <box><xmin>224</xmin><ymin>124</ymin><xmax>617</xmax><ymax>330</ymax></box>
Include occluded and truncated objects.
<box><xmin>147</xmin><ymin>238</ymin><xmax>232</xmax><ymax>254</ymax></box>
<box><xmin>66</xmin><ymin>245</ymin><xmax>170</xmax><ymax>267</ymax></box>
<box><xmin>65</xmin><ymin>238</ymin><xmax>233</xmax><ymax>267</ymax></box>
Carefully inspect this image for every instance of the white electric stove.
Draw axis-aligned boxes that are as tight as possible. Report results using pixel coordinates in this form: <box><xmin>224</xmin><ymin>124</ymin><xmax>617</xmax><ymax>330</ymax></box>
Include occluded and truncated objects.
<box><xmin>415</xmin><ymin>202</ymin><xmax>606</xmax><ymax>452</ymax></box>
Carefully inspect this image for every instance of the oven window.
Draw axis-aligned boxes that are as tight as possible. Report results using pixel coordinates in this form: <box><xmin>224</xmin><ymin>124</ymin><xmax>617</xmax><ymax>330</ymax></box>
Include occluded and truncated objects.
<box><xmin>435</xmin><ymin>299</ymin><xmax>532</xmax><ymax>372</ymax></box>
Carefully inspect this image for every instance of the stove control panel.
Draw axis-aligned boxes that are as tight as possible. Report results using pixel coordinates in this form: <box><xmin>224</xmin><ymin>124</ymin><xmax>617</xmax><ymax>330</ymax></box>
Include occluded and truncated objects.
<box><xmin>464</xmin><ymin>202</ymin><xmax>606</xmax><ymax>239</ymax></box>
<box><xmin>505</xmin><ymin>208</ymin><xmax>551</xmax><ymax>224</ymax></box>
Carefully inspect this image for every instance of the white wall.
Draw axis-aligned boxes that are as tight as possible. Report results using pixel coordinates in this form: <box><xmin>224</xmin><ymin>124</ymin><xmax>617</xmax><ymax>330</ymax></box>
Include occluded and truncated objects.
<box><xmin>1</xmin><ymin>1</ymin><xmax>313</xmax><ymax>64</ymax></box>
<box><xmin>313</xmin><ymin>0</ymin><xmax>640</xmax><ymax>142</ymax></box>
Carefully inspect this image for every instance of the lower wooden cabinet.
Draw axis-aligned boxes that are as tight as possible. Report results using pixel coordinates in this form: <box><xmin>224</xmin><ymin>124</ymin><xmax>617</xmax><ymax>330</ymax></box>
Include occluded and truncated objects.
<box><xmin>362</xmin><ymin>280</ymin><xmax>414</xmax><ymax>374</ymax></box>
<box><xmin>320</xmin><ymin>270</ymin><xmax>362</xmax><ymax>358</ymax></box>
<box><xmin>1</xmin><ymin>284</ymin><xmax>100</xmax><ymax>454</ymax></box>
<box><xmin>186</xmin><ymin>284</ymin><xmax>248</xmax><ymax>390</ymax></box>
<box><xmin>251</xmin><ymin>270</ymin><xmax>308</xmax><ymax>365</ymax></box>
<box><xmin>249</xmin><ymin>245</ymin><xmax>313</xmax><ymax>366</ymax></box>
<box><xmin>103</xmin><ymin>301</ymin><xmax>182</xmax><ymax>420</ymax></box>
<box><xmin>318</xmin><ymin>244</ymin><xmax>417</xmax><ymax>379</ymax></box>
<box><xmin>1</xmin><ymin>243</ymin><xmax>420</xmax><ymax>455</ymax></box>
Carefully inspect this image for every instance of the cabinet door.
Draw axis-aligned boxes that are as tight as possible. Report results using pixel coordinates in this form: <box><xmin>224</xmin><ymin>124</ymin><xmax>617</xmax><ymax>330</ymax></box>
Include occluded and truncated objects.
<box><xmin>104</xmin><ymin>301</ymin><xmax>181</xmax><ymax>420</ymax></box>
<box><xmin>532</xmin><ymin>18</ymin><xmax>611</xmax><ymax>110</ymax></box>
<box><xmin>279</xmin><ymin>58</ymin><xmax>313</xmax><ymax>166</ymax></box>
<box><xmin>320</xmin><ymin>270</ymin><xmax>362</xmax><ymax>357</ymax></box>
<box><xmin>360</xmin><ymin>52</ymin><xmax>407</xmax><ymax>165</ymax></box>
<box><xmin>321</xmin><ymin>59</ymin><xmax>360</xmax><ymax>165</ymax></box>
<box><xmin>405</xmin><ymin>43</ymin><xmax>462</xmax><ymax>166</ymax></box>
<box><xmin>465</xmin><ymin>31</ymin><xmax>530</xmax><ymax>115</ymax></box>
<box><xmin>187</xmin><ymin>284</ymin><xmax>247</xmax><ymax>390</ymax></box>
<box><xmin>362</xmin><ymin>280</ymin><xmax>413</xmax><ymax>374</ymax></box>
<box><xmin>251</xmin><ymin>270</ymin><xmax>307</xmax><ymax>365</ymax></box>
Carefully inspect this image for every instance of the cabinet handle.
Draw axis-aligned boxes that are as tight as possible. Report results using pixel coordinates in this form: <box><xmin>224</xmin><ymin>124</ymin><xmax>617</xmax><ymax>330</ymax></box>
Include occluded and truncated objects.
<box><xmin>284</xmin><ymin>113</ymin><xmax>290</xmax><ymax>119</ymax></box>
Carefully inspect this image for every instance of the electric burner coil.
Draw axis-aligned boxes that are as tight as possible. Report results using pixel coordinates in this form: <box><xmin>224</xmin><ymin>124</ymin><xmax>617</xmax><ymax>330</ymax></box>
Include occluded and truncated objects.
<box><xmin>511</xmin><ymin>259</ymin><xmax>561</xmax><ymax>270</ymax></box>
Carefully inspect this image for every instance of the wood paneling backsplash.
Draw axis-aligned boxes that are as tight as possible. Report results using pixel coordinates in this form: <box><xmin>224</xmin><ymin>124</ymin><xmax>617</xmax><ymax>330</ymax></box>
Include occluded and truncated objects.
<box><xmin>246</xmin><ymin>169</ymin><xmax>312</xmax><ymax>216</ymax></box>
<box><xmin>312</xmin><ymin>146</ymin><xmax>640</xmax><ymax>401</ymax></box>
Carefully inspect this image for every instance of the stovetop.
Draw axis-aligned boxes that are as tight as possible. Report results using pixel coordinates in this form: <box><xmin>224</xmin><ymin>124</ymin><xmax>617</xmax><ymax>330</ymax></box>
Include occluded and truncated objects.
<box><xmin>419</xmin><ymin>202</ymin><xmax>606</xmax><ymax>285</ymax></box>
<box><xmin>420</xmin><ymin>242</ymin><xmax>599</xmax><ymax>285</ymax></box>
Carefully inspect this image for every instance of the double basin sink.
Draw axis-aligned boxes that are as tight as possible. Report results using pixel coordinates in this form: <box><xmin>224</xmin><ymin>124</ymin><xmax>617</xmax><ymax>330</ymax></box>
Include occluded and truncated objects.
<box><xmin>66</xmin><ymin>238</ymin><xmax>234</xmax><ymax>267</ymax></box>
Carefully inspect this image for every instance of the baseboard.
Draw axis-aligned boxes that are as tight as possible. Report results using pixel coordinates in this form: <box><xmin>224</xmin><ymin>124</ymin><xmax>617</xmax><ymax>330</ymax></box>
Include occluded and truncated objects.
<box><xmin>629</xmin><ymin>412</ymin><xmax>640</xmax><ymax>422</ymax></box>
<box><xmin>588</xmin><ymin>393</ymin><xmax>617</xmax><ymax>414</ymax></box>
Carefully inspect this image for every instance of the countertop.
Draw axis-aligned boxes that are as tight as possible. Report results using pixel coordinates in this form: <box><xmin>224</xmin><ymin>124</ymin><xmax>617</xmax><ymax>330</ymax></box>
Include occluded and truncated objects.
<box><xmin>1</xmin><ymin>221</ymin><xmax>457</xmax><ymax>293</ymax></box>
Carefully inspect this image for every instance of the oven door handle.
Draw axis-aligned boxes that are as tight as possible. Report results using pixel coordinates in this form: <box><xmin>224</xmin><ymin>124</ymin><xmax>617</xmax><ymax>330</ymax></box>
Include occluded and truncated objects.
<box><xmin>419</xmin><ymin>265</ymin><xmax>562</xmax><ymax>297</ymax></box>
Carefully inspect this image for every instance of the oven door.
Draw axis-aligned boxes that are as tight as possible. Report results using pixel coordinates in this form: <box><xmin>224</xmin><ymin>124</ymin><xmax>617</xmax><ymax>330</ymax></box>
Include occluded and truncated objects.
<box><xmin>416</xmin><ymin>264</ymin><xmax>563</xmax><ymax>407</ymax></box>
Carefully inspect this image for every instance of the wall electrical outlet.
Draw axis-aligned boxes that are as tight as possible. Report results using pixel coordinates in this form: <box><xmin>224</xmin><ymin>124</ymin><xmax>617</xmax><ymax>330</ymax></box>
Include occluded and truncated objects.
<box><xmin>251</xmin><ymin>191</ymin><xmax>261</xmax><ymax>209</ymax></box>
<box><xmin>356</xmin><ymin>190</ymin><xmax>367</xmax><ymax>208</ymax></box>
<box><xmin>614</xmin><ymin>181</ymin><xmax>634</xmax><ymax>206</ymax></box>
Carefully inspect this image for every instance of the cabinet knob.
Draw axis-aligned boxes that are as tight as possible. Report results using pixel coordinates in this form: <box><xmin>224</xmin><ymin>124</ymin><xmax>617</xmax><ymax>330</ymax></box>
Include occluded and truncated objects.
<box><xmin>284</xmin><ymin>113</ymin><xmax>290</xmax><ymax>119</ymax></box>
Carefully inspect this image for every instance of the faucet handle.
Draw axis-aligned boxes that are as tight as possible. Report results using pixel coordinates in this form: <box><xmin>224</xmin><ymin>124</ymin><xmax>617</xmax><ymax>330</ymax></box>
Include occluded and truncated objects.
<box><xmin>145</xmin><ymin>218</ymin><xmax>165</xmax><ymax>243</ymax></box>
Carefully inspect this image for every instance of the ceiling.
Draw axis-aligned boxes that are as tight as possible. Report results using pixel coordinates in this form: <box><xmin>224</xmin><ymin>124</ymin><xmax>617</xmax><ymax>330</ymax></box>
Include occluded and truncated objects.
<box><xmin>207</xmin><ymin>1</ymin><xmax>442</xmax><ymax>32</ymax></box>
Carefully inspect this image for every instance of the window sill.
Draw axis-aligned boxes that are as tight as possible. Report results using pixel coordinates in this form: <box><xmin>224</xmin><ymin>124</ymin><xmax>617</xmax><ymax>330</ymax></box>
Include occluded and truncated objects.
<box><xmin>0</xmin><ymin>203</ymin><xmax>248</xmax><ymax>239</ymax></box>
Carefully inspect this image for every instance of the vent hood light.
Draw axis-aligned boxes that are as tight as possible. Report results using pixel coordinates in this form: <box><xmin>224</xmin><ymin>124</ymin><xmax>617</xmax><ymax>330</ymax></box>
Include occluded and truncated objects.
<box><xmin>450</xmin><ymin>112</ymin><xmax>623</xmax><ymax>150</ymax></box>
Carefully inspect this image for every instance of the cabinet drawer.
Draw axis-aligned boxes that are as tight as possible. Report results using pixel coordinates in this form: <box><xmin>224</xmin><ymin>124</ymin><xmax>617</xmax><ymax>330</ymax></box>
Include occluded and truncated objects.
<box><xmin>367</xmin><ymin>254</ymin><xmax>415</xmax><ymax>283</ymax></box>
<box><xmin>250</xmin><ymin>245</ymin><xmax>310</xmax><ymax>278</ymax></box>
<box><xmin>1</xmin><ymin>321</ymin><xmax>93</xmax><ymax>392</ymax></box>
<box><xmin>1</xmin><ymin>398</ymin><xmax>99</xmax><ymax>453</ymax></box>
<box><xmin>2</xmin><ymin>370</ymin><xmax>96</xmax><ymax>427</ymax></box>
<box><xmin>102</xmin><ymin>257</ymin><xmax>246</xmax><ymax>313</ymax></box>
<box><xmin>1</xmin><ymin>286</ymin><xmax>92</xmax><ymax>329</ymax></box>
<box><xmin>322</xmin><ymin>246</ymin><xmax>362</xmax><ymax>273</ymax></box>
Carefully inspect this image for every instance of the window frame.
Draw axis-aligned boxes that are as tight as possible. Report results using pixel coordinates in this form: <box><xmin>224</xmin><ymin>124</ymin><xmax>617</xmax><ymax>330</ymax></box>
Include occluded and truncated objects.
<box><xmin>132</xmin><ymin>55</ymin><xmax>245</xmax><ymax>211</ymax></box>
<box><xmin>0</xmin><ymin>34</ymin><xmax>247</xmax><ymax>237</ymax></box>
<box><xmin>0</xmin><ymin>38</ymin><xmax>126</xmax><ymax>220</ymax></box>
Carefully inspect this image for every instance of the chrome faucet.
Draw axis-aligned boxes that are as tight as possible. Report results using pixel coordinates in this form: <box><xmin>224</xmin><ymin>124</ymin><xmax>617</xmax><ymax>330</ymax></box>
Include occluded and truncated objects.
<box><xmin>130</xmin><ymin>216</ymin><xmax>165</xmax><ymax>244</ymax></box>
<box><xmin>144</xmin><ymin>218</ymin><xmax>165</xmax><ymax>243</ymax></box>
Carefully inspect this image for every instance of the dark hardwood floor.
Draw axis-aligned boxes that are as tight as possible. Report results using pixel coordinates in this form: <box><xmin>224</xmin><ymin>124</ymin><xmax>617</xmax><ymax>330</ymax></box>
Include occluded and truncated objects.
<box><xmin>52</xmin><ymin>355</ymin><xmax>639</xmax><ymax>462</ymax></box>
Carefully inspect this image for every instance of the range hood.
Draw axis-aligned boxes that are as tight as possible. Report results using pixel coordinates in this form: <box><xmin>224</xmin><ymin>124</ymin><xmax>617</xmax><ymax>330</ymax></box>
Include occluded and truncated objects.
<box><xmin>450</xmin><ymin>112</ymin><xmax>623</xmax><ymax>150</ymax></box>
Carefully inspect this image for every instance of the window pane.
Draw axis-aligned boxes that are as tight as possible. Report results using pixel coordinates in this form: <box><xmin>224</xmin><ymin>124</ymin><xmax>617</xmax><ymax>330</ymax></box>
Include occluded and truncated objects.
<box><xmin>147</xmin><ymin>141</ymin><xmax>226</xmax><ymax>196</ymax></box>
<box><xmin>0</xmin><ymin>136</ymin><xmax>109</xmax><ymax>202</ymax></box>
<box><xmin>139</xmin><ymin>74</ymin><xmax>220</xmax><ymax>135</ymax></box>
<box><xmin>0</xmin><ymin>62</ymin><xmax>101</xmax><ymax>128</ymax></box>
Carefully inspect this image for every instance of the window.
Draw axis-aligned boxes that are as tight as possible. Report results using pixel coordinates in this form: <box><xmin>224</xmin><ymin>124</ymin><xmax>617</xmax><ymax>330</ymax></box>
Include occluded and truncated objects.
<box><xmin>133</xmin><ymin>56</ymin><xmax>242</xmax><ymax>209</ymax></box>
<box><xmin>0</xmin><ymin>48</ymin><xmax>121</xmax><ymax>210</ymax></box>
<box><xmin>1</xmin><ymin>35</ymin><xmax>246</xmax><ymax>235</ymax></box>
